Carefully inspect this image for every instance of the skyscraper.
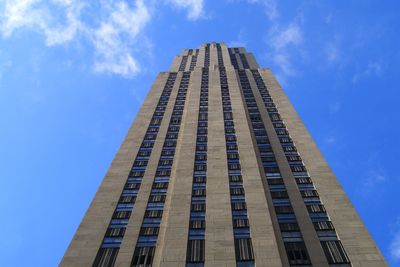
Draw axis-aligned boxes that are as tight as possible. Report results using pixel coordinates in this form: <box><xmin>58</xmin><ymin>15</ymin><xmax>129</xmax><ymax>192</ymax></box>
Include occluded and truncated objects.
<box><xmin>61</xmin><ymin>43</ymin><xmax>386</xmax><ymax>267</ymax></box>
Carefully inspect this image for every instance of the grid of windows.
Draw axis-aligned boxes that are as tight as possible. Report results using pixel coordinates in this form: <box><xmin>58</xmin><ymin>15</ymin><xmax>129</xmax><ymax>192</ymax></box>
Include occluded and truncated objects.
<box><xmin>236</xmin><ymin>69</ymin><xmax>311</xmax><ymax>266</ymax></box>
<box><xmin>131</xmin><ymin>72</ymin><xmax>191</xmax><ymax>267</ymax></box>
<box><xmin>228</xmin><ymin>48</ymin><xmax>239</xmax><ymax>69</ymax></box>
<box><xmin>179</xmin><ymin>56</ymin><xmax>188</xmax><ymax>71</ymax></box>
<box><xmin>227</xmin><ymin>48</ymin><xmax>250</xmax><ymax>70</ymax></box>
<box><xmin>189</xmin><ymin>49</ymin><xmax>199</xmax><ymax>71</ymax></box>
<box><xmin>251</xmin><ymin>70</ymin><xmax>351</xmax><ymax>266</ymax></box>
<box><xmin>204</xmin><ymin>44</ymin><xmax>210</xmax><ymax>68</ymax></box>
<box><xmin>186</xmin><ymin>68</ymin><xmax>208</xmax><ymax>266</ymax></box>
<box><xmin>218</xmin><ymin>44</ymin><xmax>255</xmax><ymax>267</ymax></box>
<box><xmin>239</xmin><ymin>54</ymin><xmax>250</xmax><ymax>69</ymax></box>
<box><xmin>93</xmin><ymin>73</ymin><xmax>177</xmax><ymax>267</ymax></box>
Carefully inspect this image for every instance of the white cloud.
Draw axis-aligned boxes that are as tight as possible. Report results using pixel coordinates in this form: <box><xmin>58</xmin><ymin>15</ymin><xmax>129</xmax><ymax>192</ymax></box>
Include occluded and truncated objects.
<box><xmin>245</xmin><ymin>0</ymin><xmax>303</xmax><ymax>81</ymax></box>
<box><xmin>0</xmin><ymin>0</ymin><xmax>82</xmax><ymax>46</ymax></box>
<box><xmin>391</xmin><ymin>232</ymin><xmax>400</xmax><ymax>260</ymax></box>
<box><xmin>358</xmin><ymin>155</ymin><xmax>388</xmax><ymax>196</ymax></box>
<box><xmin>268</xmin><ymin>23</ymin><xmax>303</xmax><ymax>79</ymax></box>
<box><xmin>271</xmin><ymin>23</ymin><xmax>302</xmax><ymax>50</ymax></box>
<box><xmin>92</xmin><ymin>1</ymin><xmax>150</xmax><ymax>77</ymax></box>
<box><xmin>0</xmin><ymin>0</ymin><xmax>151</xmax><ymax>77</ymax></box>
<box><xmin>352</xmin><ymin>61</ymin><xmax>383</xmax><ymax>83</ymax></box>
<box><xmin>166</xmin><ymin>0</ymin><xmax>204</xmax><ymax>20</ymax></box>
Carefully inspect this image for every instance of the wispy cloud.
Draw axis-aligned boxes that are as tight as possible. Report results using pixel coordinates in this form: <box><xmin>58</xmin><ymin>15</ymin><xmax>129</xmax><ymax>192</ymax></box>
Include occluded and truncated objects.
<box><xmin>0</xmin><ymin>0</ymin><xmax>83</xmax><ymax>46</ymax></box>
<box><xmin>358</xmin><ymin>154</ymin><xmax>388</xmax><ymax>196</ymax></box>
<box><xmin>352</xmin><ymin>62</ymin><xmax>383</xmax><ymax>83</ymax></box>
<box><xmin>391</xmin><ymin>231</ymin><xmax>400</xmax><ymax>261</ymax></box>
<box><xmin>92</xmin><ymin>1</ymin><xmax>150</xmax><ymax>77</ymax></box>
<box><xmin>389</xmin><ymin>217</ymin><xmax>400</xmax><ymax>261</ymax></box>
<box><xmin>166</xmin><ymin>0</ymin><xmax>204</xmax><ymax>20</ymax></box>
<box><xmin>0</xmin><ymin>0</ymin><xmax>151</xmax><ymax>77</ymax></box>
<box><xmin>245</xmin><ymin>0</ymin><xmax>303</xmax><ymax>82</ymax></box>
<box><xmin>269</xmin><ymin>23</ymin><xmax>303</xmax><ymax>78</ymax></box>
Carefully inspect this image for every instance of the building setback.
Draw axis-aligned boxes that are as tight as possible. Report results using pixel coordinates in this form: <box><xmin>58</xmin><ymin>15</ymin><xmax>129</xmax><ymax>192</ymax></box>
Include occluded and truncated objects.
<box><xmin>61</xmin><ymin>43</ymin><xmax>387</xmax><ymax>267</ymax></box>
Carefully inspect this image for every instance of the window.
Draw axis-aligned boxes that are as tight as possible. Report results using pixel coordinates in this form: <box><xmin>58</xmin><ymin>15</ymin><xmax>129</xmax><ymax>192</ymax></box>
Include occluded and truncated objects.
<box><xmin>125</xmin><ymin>183</ymin><xmax>140</xmax><ymax>190</ymax></box>
<box><xmin>105</xmin><ymin>228</ymin><xmax>126</xmax><ymax>237</ymax></box>
<box><xmin>307</xmin><ymin>204</ymin><xmax>326</xmax><ymax>213</ymax></box>
<box><xmin>233</xmin><ymin>219</ymin><xmax>250</xmax><ymax>228</ymax></box>
<box><xmin>190</xmin><ymin>220</ymin><xmax>205</xmax><ymax>229</ymax></box>
<box><xmin>270</xmin><ymin>191</ymin><xmax>288</xmax><ymax>199</ymax></box>
<box><xmin>119</xmin><ymin>196</ymin><xmax>136</xmax><ymax>203</ymax></box>
<box><xmin>321</xmin><ymin>240</ymin><xmax>350</xmax><ymax>264</ymax></box>
<box><xmin>232</xmin><ymin>202</ymin><xmax>247</xmax><ymax>210</ymax></box>
<box><xmin>235</xmin><ymin>238</ymin><xmax>254</xmax><ymax>261</ymax></box>
<box><xmin>229</xmin><ymin>163</ymin><xmax>241</xmax><ymax>170</ymax></box>
<box><xmin>314</xmin><ymin>221</ymin><xmax>335</xmax><ymax>231</ymax></box>
<box><xmin>191</xmin><ymin>204</ymin><xmax>206</xmax><ymax>212</ymax></box>
<box><xmin>194</xmin><ymin>164</ymin><xmax>207</xmax><ymax>171</ymax></box>
<box><xmin>112</xmin><ymin>211</ymin><xmax>131</xmax><ymax>219</ymax></box>
<box><xmin>148</xmin><ymin>195</ymin><xmax>166</xmax><ymax>202</ymax></box>
<box><xmin>230</xmin><ymin>175</ymin><xmax>243</xmax><ymax>182</ymax></box>
<box><xmin>295</xmin><ymin>177</ymin><xmax>312</xmax><ymax>184</ymax></box>
<box><xmin>152</xmin><ymin>182</ymin><xmax>168</xmax><ymax>189</ymax></box>
<box><xmin>145</xmin><ymin>210</ymin><xmax>163</xmax><ymax>218</ymax></box>
<box><xmin>301</xmin><ymin>190</ymin><xmax>319</xmax><ymax>198</ymax></box>
<box><xmin>131</xmin><ymin>246</ymin><xmax>155</xmax><ymax>267</ymax></box>
<box><xmin>195</xmin><ymin>154</ymin><xmax>207</xmax><ymax>161</ymax></box>
<box><xmin>291</xmin><ymin>165</ymin><xmax>307</xmax><ymax>173</ymax></box>
<box><xmin>186</xmin><ymin>240</ymin><xmax>205</xmax><ymax>263</ymax></box>
<box><xmin>267</xmin><ymin>178</ymin><xmax>284</xmax><ymax>185</ymax></box>
<box><xmin>193</xmin><ymin>189</ymin><xmax>206</xmax><ymax>196</ymax></box>
<box><xmin>231</xmin><ymin>188</ymin><xmax>245</xmax><ymax>195</ymax></box>
<box><xmin>140</xmin><ymin>227</ymin><xmax>159</xmax><ymax>236</ymax></box>
<box><xmin>93</xmin><ymin>248</ymin><xmax>119</xmax><ymax>267</ymax></box>
<box><xmin>275</xmin><ymin>205</ymin><xmax>294</xmax><ymax>214</ymax></box>
<box><xmin>284</xmin><ymin>242</ymin><xmax>310</xmax><ymax>265</ymax></box>
<box><xmin>194</xmin><ymin>176</ymin><xmax>206</xmax><ymax>183</ymax></box>
<box><xmin>279</xmin><ymin>223</ymin><xmax>299</xmax><ymax>232</ymax></box>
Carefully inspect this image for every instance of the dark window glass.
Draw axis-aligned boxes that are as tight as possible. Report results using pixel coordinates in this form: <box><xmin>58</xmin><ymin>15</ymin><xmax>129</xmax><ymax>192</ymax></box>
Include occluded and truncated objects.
<box><xmin>275</xmin><ymin>206</ymin><xmax>294</xmax><ymax>214</ymax></box>
<box><xmin>131</xmin><ymin>246</ymin><xmax>155</xmax><ymax>267</ymax></box>
<box><xmin>190</xmin><ymin>220</ymin><xmax>206</xmax><ymax>229</ymax></box>
<box><xmin>321</xmin><ymin>240</ymin><xmax>350</xmax><ymax>264</ymax></box>
<box><xmin>279</xmin><ymin>223</ymin><xmax>300</xmax><ymax>232</ymax></box>
<box><xmin>93</xmin><ymin>248</ymin><xmax>119</xmax><ymax>267</ymax></box>
<box><xmin>314</xmin><ymin>221</ymin><xmax>335</xmax><ymax>231</ymax></box>
<box><xmin>186</xmin><ymin>240</ymin><xmax>205</xmax><ymax>263</ymax></box>
<box><xmin>284</xmin><ymin>242</ymin><xmax>311</xmax><ymax>265</ymax></box>
<box><xmin>140</xmin><ymin>227</ymin><xmax>159</xmax><ymax>236</ymax></box>
<box><xmin>235</xmin><ymin>238</ymin><xmax>254</xmax><ymax>261</ymax></box>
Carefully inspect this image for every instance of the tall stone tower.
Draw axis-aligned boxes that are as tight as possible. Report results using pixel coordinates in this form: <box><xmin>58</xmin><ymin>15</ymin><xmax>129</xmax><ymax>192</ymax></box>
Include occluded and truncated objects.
<box><xmin>61</xmin><ymin>43</ymin><xmax>387</xmax><ymax>267</ymax></box>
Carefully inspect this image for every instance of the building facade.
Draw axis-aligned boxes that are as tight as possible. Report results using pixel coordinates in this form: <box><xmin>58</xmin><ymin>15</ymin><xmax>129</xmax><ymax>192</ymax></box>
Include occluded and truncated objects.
<box><xmin>61</xmin><ymin>43</ymin><xmax>387</xmax><ymax>267</ymax></box>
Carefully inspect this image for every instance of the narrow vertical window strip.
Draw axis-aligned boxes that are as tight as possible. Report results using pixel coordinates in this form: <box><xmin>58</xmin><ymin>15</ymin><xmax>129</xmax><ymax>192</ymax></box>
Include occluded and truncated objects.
<box><xmin>130</xmin><ymin>72</ymin><xmax>191</xmax><ymax>267</ymax></box>
<box><xmin>179</xmin><ymin>56</ymin><xmax>188</xmax><ymax>71</ymax></box>
<box><xmin>186</xmin><ymin>68</ymin><xmax>208</xmax><ymax>266</ymax></box>
<box><xmin>93</xmin><ymin>73</ymin><xmax>177</xmax><ymax>267</ymax></box>
<box><xmin>250</xmin><ymin>70</ymin><xmax>351</xmax><ymax>265</ymax></box>
<box><xmin>236</xmin><ymin>69</ymin><xmax>312</xmax><ymax>266</ymax></box>
<box><xmin>217</xmin><ymin>44</ymin><xmax>255</xmax><ymax>267</ymax></box>
<box><xmin>204</xmin><ymin>44</ymin><xmax>210</xmax><ymax>68</ymax></box>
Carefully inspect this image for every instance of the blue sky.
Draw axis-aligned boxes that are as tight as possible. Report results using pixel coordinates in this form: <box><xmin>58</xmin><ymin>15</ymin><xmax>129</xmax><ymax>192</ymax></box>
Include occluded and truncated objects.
<box><xmin>0</xmin><ymin>0</ymin><xmax>399</xmax><ymax>266</ymax></box>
